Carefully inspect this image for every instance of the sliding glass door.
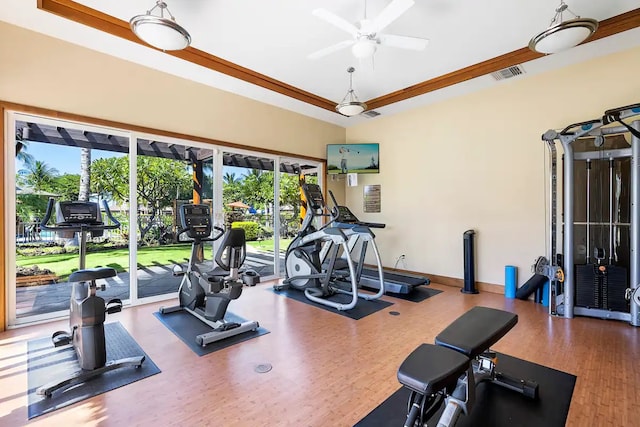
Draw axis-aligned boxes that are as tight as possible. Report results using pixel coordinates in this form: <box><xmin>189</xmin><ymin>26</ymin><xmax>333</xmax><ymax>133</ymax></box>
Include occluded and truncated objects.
<box><xmin>5</xmin><ymin>111</ymin><xmax>323</xmax><ymax>326</ymax></box>
<box><xmin>134</xmin><ymin>139</ymin><xmax>215</xmax><ymax>300</ymax></box>
<box><xmin>221</xmin><ymin>151</ymin><xmax>278</xmax><ymax>278</ymax></box>
<box><xmin>277</xmin><ymin>160</ymin><xmax>321</xmax><ymax>276</ymax></box>
<box><xmin>9</xmin><ymin>113</ymin><xmax>131</xmax><ymax>324</ymax></box>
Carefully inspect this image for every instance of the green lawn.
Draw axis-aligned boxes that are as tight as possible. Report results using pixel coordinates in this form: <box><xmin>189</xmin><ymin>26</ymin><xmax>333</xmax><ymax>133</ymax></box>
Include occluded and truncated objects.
<box><xmin>249</xmin><ymin>238</ymin><xmax>292</xmax><ymax>252</ymax></box>
<box><xmin>17</xmin><ymin>244</ymin><xmax>196</xmax><ymax>280</ymax></box>
<box><xmin>16</xmin><ymin>239</ymin><xmax>290</xmax><ymax>280</ymax></box>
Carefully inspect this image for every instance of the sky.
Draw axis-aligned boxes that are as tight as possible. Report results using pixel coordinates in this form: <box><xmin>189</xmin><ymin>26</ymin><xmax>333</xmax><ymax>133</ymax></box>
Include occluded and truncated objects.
<box><xmin>16</xmin><ymin>141</ymin><xmax>249</xmax><ymax>177</ymax></box>
<box><xmin>17</xmin><ymin>142</ymin><xmax>121</xmax><ymax>175</ymax></box>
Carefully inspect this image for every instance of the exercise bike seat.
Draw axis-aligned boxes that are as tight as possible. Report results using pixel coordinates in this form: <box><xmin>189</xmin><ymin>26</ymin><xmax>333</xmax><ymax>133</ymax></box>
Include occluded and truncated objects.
<box><xmin>435</xmin><ymin>306</ymin><xmax>517</xmax><ymax>358</ymax></box>
<box><xmin>398</xmin><ymin>344</ymin><xmax>470</xmax><ymax>395</ymax></box>
<box><xmin>69</xmin><ymin>267</ymin><xmax>117</xmax><ymax>282</ymax></box>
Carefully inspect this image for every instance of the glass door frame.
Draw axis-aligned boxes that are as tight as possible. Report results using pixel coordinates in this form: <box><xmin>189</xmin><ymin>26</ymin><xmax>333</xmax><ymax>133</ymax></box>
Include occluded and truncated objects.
<box><xmin>5</xmin><ymin>111</ymin><xmax>133</xmax><ymax>326</ymax></box>
<box><xmin>276</xmin><ymin>156</ymin><xmax>324</xmax><ymax>277</ymax></box>
<box><xmin>214</xmin><ymin>146</ymin><xmax>282</xmax><ymax>280</ymax></box>
<box><xmin>4</xmin><ymin>110</ymin><xmax>326</xmax><ymax>327</ymax></box>
<box><xmin>129</xmin><ymin>130</ymin><xmax>218</xmax><ymax>306</ymax></box>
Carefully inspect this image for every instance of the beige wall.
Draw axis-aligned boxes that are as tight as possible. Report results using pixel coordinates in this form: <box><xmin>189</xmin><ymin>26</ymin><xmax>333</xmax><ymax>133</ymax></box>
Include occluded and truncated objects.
<box><xmin>346</xmin><ymin>45</ymin><xmax>640</xmax><ymax>287</ymax></box>
<box><xmin>0</xmin><ymin>22</ymin><xmax>346</xmax><ymax>330</ymax></box>
<box><xmin>0</xmin><ymin>22</ymin><xmax>344</xmax><ymax>157</ymax></box>
<box><xmin>4</xmin><ymin>21</ymin><xmax>640</xmax><ymax>290</ymax></box>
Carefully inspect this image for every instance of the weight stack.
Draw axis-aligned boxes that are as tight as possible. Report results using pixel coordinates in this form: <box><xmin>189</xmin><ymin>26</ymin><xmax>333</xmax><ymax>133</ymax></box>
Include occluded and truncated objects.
<box><xmin>575</xmin><ymin>264</ymin><xmax>599</xmax><ymax>308</ymax></box>
<box><xmin>604</xmin><ymin>266</ymin><xmax>629</xmax><ymax>312</ymax></box>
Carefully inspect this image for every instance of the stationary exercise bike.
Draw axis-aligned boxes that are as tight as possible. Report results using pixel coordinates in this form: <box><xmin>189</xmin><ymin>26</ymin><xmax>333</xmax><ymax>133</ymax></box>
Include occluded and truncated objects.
<box><xmin>397</xmin><ymin>306</ymin><xmax>539</xmax><ymax>426</ymax></box>
<box><xmin>160</xmin><ymin>204</ymin><xmax>259</xmax><ymax>347</ymax></box>
<box><xmin>37</xmin><ymin>198</ymin><xmax>145</xmax><ymax>397</ymax></box>
<box><xmin>275</xmin><ymin>182</ymin><xmax>386</xmax><ymax>311</ymax></box>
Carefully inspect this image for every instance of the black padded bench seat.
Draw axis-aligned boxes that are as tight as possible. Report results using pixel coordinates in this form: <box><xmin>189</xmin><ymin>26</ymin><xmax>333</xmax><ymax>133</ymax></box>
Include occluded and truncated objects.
<box><xmin>397</xmin><ymin>344</ymin><xmax>470</xmax><ymax>395</ymax></box>
<box><xmin>69</xmin><ymin>267</ymin><xmax>117</xmax><ymax>282</ymax></box>
<box><xmin>435</xmin><ymin>306</ymin><xmax>518</xmax><ymax>358</ymax></box>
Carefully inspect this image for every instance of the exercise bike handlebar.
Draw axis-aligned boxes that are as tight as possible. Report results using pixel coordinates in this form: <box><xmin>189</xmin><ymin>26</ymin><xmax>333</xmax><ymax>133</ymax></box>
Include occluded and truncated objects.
<box><xmin>40</xmin><ymin>197</ymin><xmax>121</xmax><ymax>232</ymax></box>
<box><xmin>176</xmin><ymin>225</ymin><xmax>226</xmax><ymax>242</ymax></box>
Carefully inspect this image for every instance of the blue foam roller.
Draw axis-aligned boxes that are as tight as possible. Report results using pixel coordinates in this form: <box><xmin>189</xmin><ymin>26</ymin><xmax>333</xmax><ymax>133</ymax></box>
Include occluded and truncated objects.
<box><xmin>505</xmin><ymin>265</ymin><xmax>517</xmax><ymax>298</ymax></box>
<box><xmin>541</xmin><ymin>280</ymin><xmax>550</xmax><ymax>307</ymax></box>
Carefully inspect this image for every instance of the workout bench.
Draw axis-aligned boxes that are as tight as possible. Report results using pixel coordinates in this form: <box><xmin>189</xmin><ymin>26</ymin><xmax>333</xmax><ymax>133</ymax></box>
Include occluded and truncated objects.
<box><xmin>397</xmin><ymin>306</ymin><xmax>538</xmax><ymax>427</ymax></box>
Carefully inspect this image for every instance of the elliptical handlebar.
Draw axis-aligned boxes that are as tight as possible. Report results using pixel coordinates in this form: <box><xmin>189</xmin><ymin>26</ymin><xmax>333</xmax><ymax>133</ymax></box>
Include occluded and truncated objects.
<box><xmin>328</xmin><ymin>190</ymin><xmax>340</xmax><ymax>219</ymax></box>
<box><xmin>40</xmin><ymin>197</ymin><xmax>120</xmax><ymax>232</ymax></box>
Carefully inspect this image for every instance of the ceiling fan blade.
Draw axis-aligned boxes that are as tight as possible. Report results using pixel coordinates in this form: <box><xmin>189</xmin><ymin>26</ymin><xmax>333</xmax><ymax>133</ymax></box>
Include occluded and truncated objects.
<box><xmin>370</xmin><ymin>0</ymin><xmax>415</xmax><ymax>34</ymax></box>
<box><xmin>312</xmin><ymin>8</ymin><xmax>359</xmax><ymax>38</ymax></box>
<box><xmin>307</xmin><ymin>40</ymin><xmax>355</xmax><ymax>60</ymax></box>
<box><xmin>378</xmin><ymin>34</ymin><xmax>429</xmax><ymax>51</ymax></box>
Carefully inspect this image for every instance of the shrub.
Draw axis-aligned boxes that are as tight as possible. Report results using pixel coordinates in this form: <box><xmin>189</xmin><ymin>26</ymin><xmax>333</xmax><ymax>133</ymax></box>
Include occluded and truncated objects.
<box><xmin>232</xmin><ymin>221</ymin><xmax>260</xmax><ymax>241</ymax></box>
<box><xmin>17</xmin><ymin>244</ymin><xmax>67</xmax><ymax>257</ymax></box>
<box><xmin>258</xmin><ymin>225</ymin><xmax>274</xmax><ymax>240</ymax></box>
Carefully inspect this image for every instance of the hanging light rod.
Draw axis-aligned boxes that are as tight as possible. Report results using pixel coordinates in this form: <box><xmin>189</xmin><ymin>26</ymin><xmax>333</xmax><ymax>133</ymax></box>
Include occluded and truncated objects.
<box><xmin>336</xmin><ymin>67</ymin><xmax>367</xmax><ymax>117</ymax></box>
<box><xmin>130</xmin><ymin>1</ymin><xmax>191</xmax><ymax>51</ymax></box>
<box><xmin>529</xmin><ymin>1</ymin><xmax>598</xmax><ymax>54</ymax></box>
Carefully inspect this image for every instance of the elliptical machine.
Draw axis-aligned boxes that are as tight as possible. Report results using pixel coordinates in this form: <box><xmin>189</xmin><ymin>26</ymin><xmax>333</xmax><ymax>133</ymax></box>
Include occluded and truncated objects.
<box><xmin>275</xmin><ymin>183</ymin><xmax>386</xmax><ymax>311</ymax></box>
<box><xmin>160</xmin><ymin>204</ymin><xmax>259</xmax><ymax>347</ymax></box>
<box><xmin>37</xmin><ymin>198</ymin><xmax>145</xmax><ymax>398</ymax></box>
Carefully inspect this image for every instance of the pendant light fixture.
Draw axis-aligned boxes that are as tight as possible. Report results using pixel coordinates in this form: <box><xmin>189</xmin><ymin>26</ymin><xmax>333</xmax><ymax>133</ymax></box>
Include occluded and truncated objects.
<box><xmin>336</xmin><ymin>67</ymin><xmax>367</xmax><ymax>117</ymax></box>
<box><xmin>130</xmin><ymin>1</ymin><xmax>191</xmax><ymax>51</ymax></box>
<box><xmin>529</xmin><ymin>1</ymin><xmax>598</xmax><ymax>54</ymax></box>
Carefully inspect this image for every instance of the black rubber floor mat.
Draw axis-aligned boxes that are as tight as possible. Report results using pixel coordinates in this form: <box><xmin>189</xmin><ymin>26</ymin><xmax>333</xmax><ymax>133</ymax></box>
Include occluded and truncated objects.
<box><xmin>355</xmin><ymin>353</ymin><xmax>576</xmax><ymax>427</ymax></box>
<box><xmin>27</xmin><ymin>322</ymin><xmax>160</xmax><ymax>419</ymax></box>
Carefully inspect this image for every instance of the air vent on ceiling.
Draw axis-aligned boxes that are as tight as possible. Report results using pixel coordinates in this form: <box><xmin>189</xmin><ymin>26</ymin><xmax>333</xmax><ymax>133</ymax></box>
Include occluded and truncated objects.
<box><xmin>363</xmin><ymin>110</ymin><xmax>381</xmax><ymax>118</ymax></box>
<box><xmin>491</xmin><ymin>65</ymin><xmax>526</xmax><ymax>81</ymax></box>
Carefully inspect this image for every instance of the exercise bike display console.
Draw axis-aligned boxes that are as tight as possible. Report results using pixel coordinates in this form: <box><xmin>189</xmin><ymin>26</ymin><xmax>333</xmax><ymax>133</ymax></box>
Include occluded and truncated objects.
<box><xmin>36</xmin><ymin>198</ymin><xmax>145</xmax><ymax>398</ymax></box>
<box><xmin>180</xmin><ymin>204</ymin><xmax>213</xmax><ymax>239</ymax></box>
<box><xmin>56</xmin><ymin>201</ymin><xmax>101</xmax><ymax>224</ymax></box>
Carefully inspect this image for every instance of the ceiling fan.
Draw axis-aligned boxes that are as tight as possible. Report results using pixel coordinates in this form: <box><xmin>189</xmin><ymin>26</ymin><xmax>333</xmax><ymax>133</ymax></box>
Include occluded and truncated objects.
<box><xmin>308</xmin><ymin>0</ymin><xmax>429</xmax><ymax>60</ymax></box>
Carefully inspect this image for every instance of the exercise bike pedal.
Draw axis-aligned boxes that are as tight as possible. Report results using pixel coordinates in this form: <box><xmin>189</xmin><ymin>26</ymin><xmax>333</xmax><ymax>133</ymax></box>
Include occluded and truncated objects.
<box><xmin>105</xmin><ymin>298</ymin><xmax>123</xmax><ymax>314</ymax></box>
<box><xmin>213</xmin><ymin>322</ymin><xmax>240</xmax><ymax>332</ymax></box>
<box><xmin>51</xmin><ymin>330</ymin><xmax>71</xmax><ymax>347</ymax></box>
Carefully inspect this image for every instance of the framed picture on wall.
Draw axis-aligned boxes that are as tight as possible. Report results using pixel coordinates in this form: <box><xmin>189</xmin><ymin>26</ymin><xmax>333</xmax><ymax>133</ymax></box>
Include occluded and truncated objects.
<box><xmin>364</xmin><ymin>185</ymin><xmax>381</xmax><ymax>213</ymax></box>
<box><xmin>327</xmin><ymin>143</ymin><xmax>379</xmax><ymax>175</ymax></box>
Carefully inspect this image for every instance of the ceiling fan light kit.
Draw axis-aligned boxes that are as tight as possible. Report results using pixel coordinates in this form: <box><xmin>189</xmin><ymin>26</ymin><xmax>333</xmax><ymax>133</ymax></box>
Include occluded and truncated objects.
<box><xmin>529</xmin><ymin>1</ymin><xmax>598</xmax><ymax>54</ymax></box>
<box><xmin>130</xmin><ymin>0</ymin><xmax>191</xmax><ymax>51</ymax></box>
<box><xmin>352</xmin><ymin>39</ymin><xmax>378</xmax><ymax>59</ymax></box>
<box><xmin>336</xmin><ymin>67</ymin><xmax>367</xmax><ymax>116</ymax></box>
<box><xmin>308</xmin><ymin>0</ymin><xmax>428</xmax><ymax>61</ymax></box>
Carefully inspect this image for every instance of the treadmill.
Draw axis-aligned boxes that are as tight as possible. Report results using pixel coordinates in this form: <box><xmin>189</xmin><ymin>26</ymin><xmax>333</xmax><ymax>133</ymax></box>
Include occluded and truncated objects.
<box><xmin>330</xmin><ymin>204</ymin><xmax>430</xmax><ymax>295</ymax></box>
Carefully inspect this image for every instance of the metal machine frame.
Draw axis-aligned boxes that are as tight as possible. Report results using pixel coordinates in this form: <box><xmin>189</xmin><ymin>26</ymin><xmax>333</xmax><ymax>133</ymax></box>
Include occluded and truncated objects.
<box><xmin>541</xmin><ymin>103</ymin><xmax>640</xmax><ymax>326</ymax></box>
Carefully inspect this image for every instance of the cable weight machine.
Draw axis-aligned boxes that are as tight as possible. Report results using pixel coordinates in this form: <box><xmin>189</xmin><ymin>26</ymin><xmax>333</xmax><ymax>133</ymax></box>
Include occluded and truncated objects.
<box><xmin>540</xmin><ymin>103</ymin><xmax>640</xmax><ymax>326</ymax></box>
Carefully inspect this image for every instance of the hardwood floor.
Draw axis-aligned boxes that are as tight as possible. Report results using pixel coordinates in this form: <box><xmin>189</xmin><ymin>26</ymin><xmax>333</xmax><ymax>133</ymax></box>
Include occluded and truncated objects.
<box><xmin>1</xmin><ymin>281</ymin><xmax>639</xmax><ymax>426</ymax></box>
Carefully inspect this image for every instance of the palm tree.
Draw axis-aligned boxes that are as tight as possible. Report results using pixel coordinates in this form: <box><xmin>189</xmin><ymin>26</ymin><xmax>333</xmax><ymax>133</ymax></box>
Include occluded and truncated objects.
<box><xmin>242</xmin><ymin>170</ymin><xmax>273</xmax><ymax>211</ymax></box>
<box><xmin>78</xmin><ymin>148</ymin><xmax>91</xmax><ymax>201</ymax></box>
<box><xmin>223</xmin><ymin>172</ymin><xmax>238</xmax><ymax>185</ymax></box>
<box><xmin>26</xmin><ymin>160</ymin><xmax>58</xmax><ymax>191</ymax></box>
<box><xmin>15</xmin><ymin>129</ymin><xmax>35</xmax><ymax>167</ymax></box>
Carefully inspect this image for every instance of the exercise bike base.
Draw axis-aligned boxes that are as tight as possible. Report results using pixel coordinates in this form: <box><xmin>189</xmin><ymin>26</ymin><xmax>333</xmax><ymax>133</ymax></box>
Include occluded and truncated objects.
<box><xmin>163</xmin><ymin>305</ymin><xmax>260</xmax><ymax>347</ymax></box>
<box><xmin>196</xmin><ymin>320</ymin><xmax>259</xmax><ymax>347</ymax></box>
<box><xmin>36</xmin><ymin>355</ymin><xmax>145</xmax><ymax>398</ymax></box>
